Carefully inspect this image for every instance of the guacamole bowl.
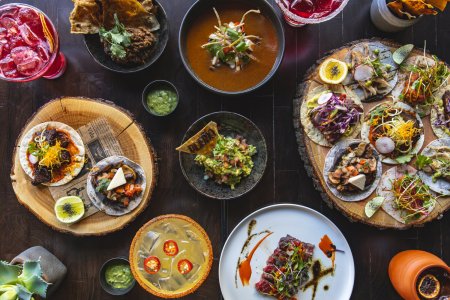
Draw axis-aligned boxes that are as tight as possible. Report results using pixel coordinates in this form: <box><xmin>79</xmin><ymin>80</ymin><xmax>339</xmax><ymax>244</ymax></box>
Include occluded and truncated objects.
<box><xmin>99</xmin><ymin>257</ymin><xmax>136</xmax><ymax>296</ymax></box>
<box><xmin>179</xmin><ymin>111</ymin><xmax>267</xmax><ymax>200</ymax></box>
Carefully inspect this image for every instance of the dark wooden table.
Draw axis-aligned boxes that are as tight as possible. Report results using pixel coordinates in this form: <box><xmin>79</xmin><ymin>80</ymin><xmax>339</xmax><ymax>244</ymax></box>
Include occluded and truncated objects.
<box><xmin>1</xmin><ymin>0</ymin><xmax>449</xmax><ymax>299</ymax></box>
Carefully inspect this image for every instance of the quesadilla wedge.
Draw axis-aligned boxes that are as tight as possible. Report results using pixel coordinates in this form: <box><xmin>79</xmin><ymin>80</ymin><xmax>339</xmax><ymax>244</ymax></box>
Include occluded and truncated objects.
<box><xmin>300</xmin><ymin>85</ymin><xmax>364</xmax><ymax>147</ymax></box>
<box><xmin>377</xmin><ymin>165</ymin><xmax>436</xmax><ymax>224</ymax></box>
<box><xmin>19</xmin><ymin>122</ymin><xmax>85</xmax><ymax>186</ymax></box>
<box><xmin>361</xmin><ymin>101</ymin><xmax>424</xmax><ymax>164</ymax></box>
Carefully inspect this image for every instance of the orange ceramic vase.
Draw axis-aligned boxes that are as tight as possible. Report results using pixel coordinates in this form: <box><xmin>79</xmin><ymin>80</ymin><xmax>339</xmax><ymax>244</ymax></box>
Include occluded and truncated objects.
<box><xmin>389</xmin><ymin>250</ymin><xmax>450</xmax><ymax>300</ymax></box>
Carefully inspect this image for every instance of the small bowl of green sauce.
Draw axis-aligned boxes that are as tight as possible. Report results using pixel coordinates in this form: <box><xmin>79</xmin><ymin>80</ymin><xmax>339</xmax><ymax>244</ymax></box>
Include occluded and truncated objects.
<box><xmin>142</xmin><ymin>80</ymin><xmax>179</xmax><ymax>116</ymax></box>
<box><xmin>99</xmin><ymin>257</ymin><xmax>135</xmax><ymax>296</ymax></box>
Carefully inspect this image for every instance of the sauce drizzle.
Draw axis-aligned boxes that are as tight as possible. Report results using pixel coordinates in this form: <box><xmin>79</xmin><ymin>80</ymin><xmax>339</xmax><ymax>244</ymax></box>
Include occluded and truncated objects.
<box><xmin>319</xmin><ymin>234</ymin><xmax>336</xmax><ymax>267</ymax></box>
<box><xmin>303</xmin><ymin>260</ymin><xmax>334</xmax><ymax>300</ymax></box>
<box><xmin>234</xmin><ymin>219</ymin><xmax>271</xmax><ymax>288</ymax></box>
<box><xmin>238</xmin><ymin>231</ymin><xmax>272</xmax><ymax>286</ymax></box>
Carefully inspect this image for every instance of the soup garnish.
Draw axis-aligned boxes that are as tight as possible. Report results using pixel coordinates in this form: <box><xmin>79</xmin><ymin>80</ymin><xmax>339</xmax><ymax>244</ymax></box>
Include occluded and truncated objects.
<box><xmin>201</xmin><ymin>8</ymin><xmax>261</xmax><ymax>72</ymax></box>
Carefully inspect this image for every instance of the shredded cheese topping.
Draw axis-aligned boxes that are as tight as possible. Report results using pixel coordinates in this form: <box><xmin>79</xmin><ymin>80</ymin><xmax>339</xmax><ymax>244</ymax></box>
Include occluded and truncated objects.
<box><xmin>38</xmin><ymin>141</ymin><xmax>67</xmax><ymax>169</ymax></box>
<box><xmin>385</xmin><ymin>119</ymin><xmax>421</xmax><ymax>149</ymax></box>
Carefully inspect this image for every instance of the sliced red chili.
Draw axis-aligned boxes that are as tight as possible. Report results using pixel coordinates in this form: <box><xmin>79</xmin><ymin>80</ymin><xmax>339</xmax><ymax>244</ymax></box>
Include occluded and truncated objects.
<box><xmin>177</xmin><ymin>259</ymin><xmax>193</xmax><ymax>275</ymax></box>
<box><xmin>163</xmin><ymin>240</ymin><xmax>179</xmax><ymax>256</ymax></box>
<box><xmin>144</xmin><ymin>256</ymin><xmax>160</xmax><ymax>274</ymax></box>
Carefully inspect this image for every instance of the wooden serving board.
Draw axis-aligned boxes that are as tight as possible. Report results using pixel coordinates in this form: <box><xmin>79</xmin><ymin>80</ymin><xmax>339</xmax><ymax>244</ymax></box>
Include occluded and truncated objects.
<box><xmin>10</xmin><ymin>97</ymin><xmax>158</xmax><ymax>236</ymax></box>
<box><xmin>294</xmin><ymin>39</ymin><xmax>450</xmax><ymax>229</ymax></box>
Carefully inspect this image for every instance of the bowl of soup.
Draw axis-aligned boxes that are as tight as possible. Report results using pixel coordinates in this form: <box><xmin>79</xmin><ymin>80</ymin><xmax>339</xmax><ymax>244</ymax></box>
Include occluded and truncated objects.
<box><xmin>179</xmin><ymin>0</ymin><xmax>285</xmax><ymax>95</ymax></box>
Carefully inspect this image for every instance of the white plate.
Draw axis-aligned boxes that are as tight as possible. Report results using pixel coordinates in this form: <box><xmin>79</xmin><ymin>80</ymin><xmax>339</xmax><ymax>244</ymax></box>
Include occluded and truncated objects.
<box><xmin>219</xmin><ymin>204</ymin><xmax>354</xmax><ymax>300</ymax></box>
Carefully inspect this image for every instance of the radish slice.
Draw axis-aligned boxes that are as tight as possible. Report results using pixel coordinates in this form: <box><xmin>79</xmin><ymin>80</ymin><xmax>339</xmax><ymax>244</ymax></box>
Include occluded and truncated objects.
<box><xmin>375</xmin><ymin>137</ymin><xmax>395</xmax><ymax>154</ymax></box>
<box><xmin>317</xmin><ymin>92</ymin><xmax>333</xmax><ymax>105</ymax></box>
<box><xmin>354</xmin><ymin>64</ymin><xmax>374</xmax><ymax>82</ymax></box>
<box><xmin>29</xmin><ymin>154</ymin><xmax>38</xmax><ymax>164</ymax></box>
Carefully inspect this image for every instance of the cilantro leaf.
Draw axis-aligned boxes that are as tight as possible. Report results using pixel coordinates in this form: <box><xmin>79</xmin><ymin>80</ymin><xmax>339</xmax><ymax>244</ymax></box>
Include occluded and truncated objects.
<box><xmin>110</xmin><ymin>43</ymin><xmax>127</xmax><ymax>59</ymax></box>
<box><xmin>415</xmin><ymin>154</ymin><xmax>432</xmax><ymax>169</ymax></box>
<box><xmin>99</xmin><ymin>13</ymin><xmax>131</xmax><ymax>59</ymax></box>
<box><xmin>95</xmin><ymin>178</ymin><xmax>111</xmax><ymax>193</ymax></box>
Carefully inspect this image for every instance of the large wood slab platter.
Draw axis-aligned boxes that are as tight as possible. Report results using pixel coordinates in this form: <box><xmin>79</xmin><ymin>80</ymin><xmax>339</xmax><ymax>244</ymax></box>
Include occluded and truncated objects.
<box><xmin>10</xmin><ymin>97</ymin><xmax>158</xmax><ymax>236</ymax></box>
<box><xmin>294</xmin><ymin>39</ymin><xmax>450</xmax><ymax>229</ymax></box>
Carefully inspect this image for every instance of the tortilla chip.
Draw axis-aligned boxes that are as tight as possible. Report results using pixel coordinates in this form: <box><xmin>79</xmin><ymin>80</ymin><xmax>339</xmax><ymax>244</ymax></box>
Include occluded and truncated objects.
<box><xmin>387</xmin><ymin>1</ymin><xmax>406</xmax><ymax>17</ymax></box>
<box><xmin>70</xmin><ymin>0</ymin><xmax>101</xmax><ymax>34</ymax></box>
<box><xmin>425</xmin><ymin>0</ymin><xmax>447</xmax><ymax>11</ymax></box>
<box><xmin>401</xmin><ymin>0</ymin><xmax>437</xmax><ymax>15</ymax></box>
<box><xmin>176</xmin><ymin>122</ymin><xmax>219</xmax><ymax>155</ymax></box>
<box><xmin>101</xmin><ymin>0</ymin><xmax>150</xmax><ymax>28</ymax></box>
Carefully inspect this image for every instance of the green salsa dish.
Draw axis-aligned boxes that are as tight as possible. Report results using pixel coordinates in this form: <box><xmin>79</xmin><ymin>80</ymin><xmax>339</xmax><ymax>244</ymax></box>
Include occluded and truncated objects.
<box><xmin>194</xmin><ymin>135</ymin><xmax>257</xmax><ymax>189</ymax></box>
<box><xmin>104</xmin><ymin>263</ymin><xmax>134</xmax><ymax>290</ymax></box>
<box><xmin>146</xmin><ymin>89</ymin><xmax>178</xmax><ymax>116</ymax></box>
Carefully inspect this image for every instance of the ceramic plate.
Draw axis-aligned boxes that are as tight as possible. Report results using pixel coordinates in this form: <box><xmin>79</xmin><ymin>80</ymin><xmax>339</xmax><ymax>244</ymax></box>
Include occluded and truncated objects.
<box><xmin>219</xmin><ymin>204</ymin><xmax>354</xmax><ymax>300</ymax></box>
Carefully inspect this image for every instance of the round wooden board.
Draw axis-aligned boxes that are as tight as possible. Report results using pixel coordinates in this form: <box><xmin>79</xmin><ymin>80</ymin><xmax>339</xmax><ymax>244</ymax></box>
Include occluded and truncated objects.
<box><xmin>294</xmin><ymin>39</ymin><xmax>450</xmax><ymax>229</ymax></box>
<box><xmin>10</xmin><ymin>97</ymin><xmax>158</xmax><ymax>236</ymax></box>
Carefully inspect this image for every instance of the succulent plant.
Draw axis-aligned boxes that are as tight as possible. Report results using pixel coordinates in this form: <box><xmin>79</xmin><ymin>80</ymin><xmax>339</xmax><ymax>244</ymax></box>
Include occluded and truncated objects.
<box><xmin>0</xmin><ymin>260</ymin><xmax>49</xmax><ymax>300</ymax></box>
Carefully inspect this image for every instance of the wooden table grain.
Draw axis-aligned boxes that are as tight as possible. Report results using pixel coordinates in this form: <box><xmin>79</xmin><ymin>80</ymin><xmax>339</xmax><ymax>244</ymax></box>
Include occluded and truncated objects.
<box><xmin>0</xmin><ymin>0</ymin><xmax>449</xmax><ymax>299</ymax></box>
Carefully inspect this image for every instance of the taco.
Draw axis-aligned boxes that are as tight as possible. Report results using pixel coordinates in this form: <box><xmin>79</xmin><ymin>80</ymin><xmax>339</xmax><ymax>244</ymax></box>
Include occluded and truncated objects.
<box><xmin>323</xmin><ymin>139</ymin><xmax>382</xmax><ymax>202</ymax></box>
<box><xmin>416</xmin><ymin>138</ymin><xmax>450</xmax><ymax>195</ymax></box>
<box><xmin>86</xmin><ymin>155</ymin><xmax>146</xmax><ymax>216</ymax></box>
<box><xmin>342</xmin><ymin>41</ymin><xmax>398</xmax><ymax>102</ymax></box>
<box><xmin>431</xmin><ymin>89</ymin><xmax>450</xmax><ymax>138</ymax></box>
<box><xmin>361</xmin><ymin>101</ymin><xmax>424</xmax><ymax>164</ymax></box>
<box><xmin>377</xmin><ymin>165</ymin><xmax>436</xmax><ymax>224</ymax></box>
<box><xmin>19</xmin><ymin>122</ymin><xmax>85</xmax><ymax>186</ymax></box>
<box><xmin>392</xmin><ymin>55</ymin><xmax>449</xmax><ymax>116</ymax></box>
<box><xmin>300</xmin><ymin>85</ymin><xmax>364</xmax><ymax>147</ymax></box>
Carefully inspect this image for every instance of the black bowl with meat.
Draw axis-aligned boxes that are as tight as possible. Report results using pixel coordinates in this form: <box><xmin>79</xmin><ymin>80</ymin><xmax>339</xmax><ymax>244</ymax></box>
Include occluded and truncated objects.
<box><xmin>83</xmin><ymin>0</ymin><xmax>168</xmax><ymax>73</ymax></box>
<box><xmin>323</xmin><ymin>140</ymin><xmax>383</xmax><ymax>202</ymax></box>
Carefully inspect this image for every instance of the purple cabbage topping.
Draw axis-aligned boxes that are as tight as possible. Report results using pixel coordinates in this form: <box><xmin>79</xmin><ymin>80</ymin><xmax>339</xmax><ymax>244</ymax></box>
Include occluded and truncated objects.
<box><xmin>309</xmin><ymin>93</ymin><xmax>363</xmax><ymax>144</ymax></box>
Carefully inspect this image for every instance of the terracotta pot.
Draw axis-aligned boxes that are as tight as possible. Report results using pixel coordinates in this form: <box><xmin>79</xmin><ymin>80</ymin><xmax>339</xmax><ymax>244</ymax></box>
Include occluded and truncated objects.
<box><xmin>389</xmin><ymin>250</ymin><xmax>450</xmax><ymax>300</ymax></box>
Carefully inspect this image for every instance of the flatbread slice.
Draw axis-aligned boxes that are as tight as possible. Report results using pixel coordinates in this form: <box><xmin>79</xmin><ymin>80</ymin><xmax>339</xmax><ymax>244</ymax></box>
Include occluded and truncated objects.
<box><xmin>101</xmin><ymin>0</ymin><xmax>150</xmax><ymax>28</ymax></box>
<box><xmin>70</xmin><ymin>0</ymin><xmax>101</xmax><ymax>34</ymax></box>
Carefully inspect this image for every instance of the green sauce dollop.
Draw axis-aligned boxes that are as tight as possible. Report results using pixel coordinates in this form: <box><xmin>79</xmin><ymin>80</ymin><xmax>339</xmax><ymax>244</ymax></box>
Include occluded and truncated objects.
<box><xmin>105</xmin><ymin>264</ymin><xmax>134</xmax><ymax>289</ymax></box>
<box><xmin>146</xmin><ymin>89</ymin><xmax>178</xmax><ymax>116</ymax></box>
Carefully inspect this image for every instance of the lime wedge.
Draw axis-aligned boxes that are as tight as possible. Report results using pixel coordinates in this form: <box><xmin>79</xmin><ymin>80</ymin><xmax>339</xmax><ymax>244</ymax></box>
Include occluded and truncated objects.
<box><xmin>365</xmin><ymin>196</ymin><xmax>385</xmax><ymax>218</ymax></box>
<box><xmin>393</xmin><ymin>44</ymin><xmax>414</xmax><ymax>65</ymax></box>
<box><xmin>54</xmin><ymin>196</ymin><xmax>85</xmax><ymax>224</ymax></box>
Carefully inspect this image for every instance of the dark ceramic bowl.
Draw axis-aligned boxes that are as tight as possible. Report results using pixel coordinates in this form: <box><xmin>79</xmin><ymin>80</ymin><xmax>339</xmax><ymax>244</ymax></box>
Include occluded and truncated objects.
<box><xmin>179</xmin><ymin>112</ymin><xmax>267</xmax><ymax>199</ymax></box>
<box><xmin>178</xmin><ymin>0</ymin><xmax>285</xmax><ymax>95</ymax></box>
<box><xmin>84</xmin><ymin>0</ymin><xmax>169</xmax><ymax>73</ymax></box>
<box><xmin>142</xmin><ymin>80</ymin><xmax>179</xmax><ymax>116</ymax></box>
<box><xmin>99</xmin><ymin>257</ymin><xmax>135</xmax><ymax>296</ymax></box>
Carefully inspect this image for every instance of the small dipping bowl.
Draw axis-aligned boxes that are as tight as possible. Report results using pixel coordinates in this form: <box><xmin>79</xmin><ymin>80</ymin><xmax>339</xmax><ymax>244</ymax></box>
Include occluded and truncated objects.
<box><xmin>99</xmin><ymin>257</ymin><xmax>136</xmax><ymax>296</ymax></box>
<box><xmin>142</xmin><ymin>80</ymin><xmax>179</xmax><ymax>117</ymax></box>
